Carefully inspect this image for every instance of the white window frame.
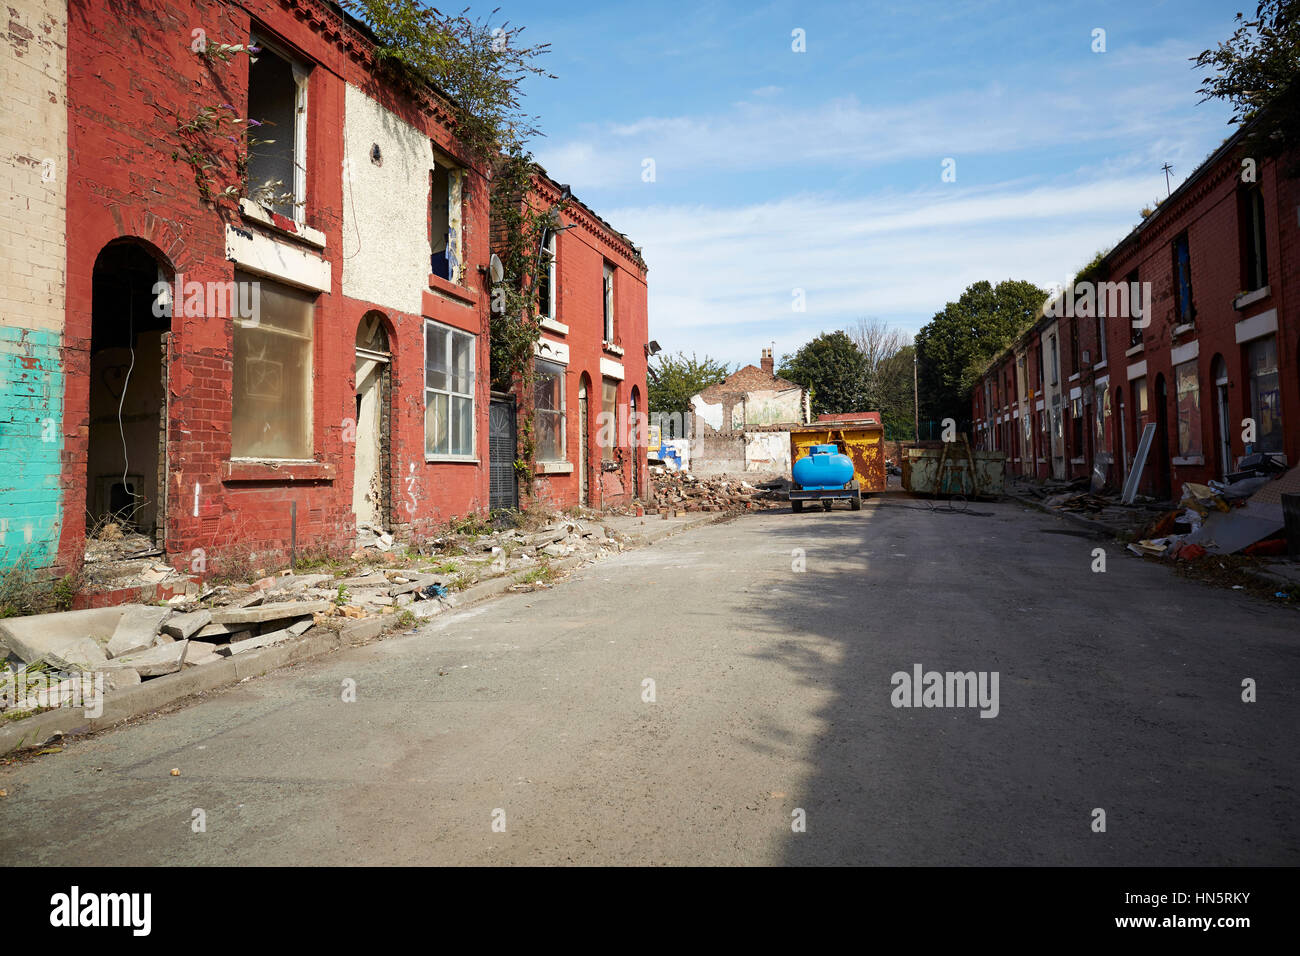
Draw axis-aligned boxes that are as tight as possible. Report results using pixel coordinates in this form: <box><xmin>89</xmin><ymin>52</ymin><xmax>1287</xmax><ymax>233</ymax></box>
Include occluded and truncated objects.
<box><xmin>534</xmin><ymin>358</ymin><xmax>567</xmax><ymax>463</ymax></box>
<box><xmin>540</xmin><ymin>229</ymin><xmax>557</xmax><ymax>320</ymax></box>
<box><xmin>248</xmin><ymin>33</ymin><xmax>309</xmax><ymax>226</ymax></box>
<box><xmin>424</xmin><ymin>319</ymin><xmax>476</xmax><ymax>460</ymax></box>
<box><xmin>602</xmin><ymin>262</ymin><xmax>615</xmax><ymax>342</ymax></box>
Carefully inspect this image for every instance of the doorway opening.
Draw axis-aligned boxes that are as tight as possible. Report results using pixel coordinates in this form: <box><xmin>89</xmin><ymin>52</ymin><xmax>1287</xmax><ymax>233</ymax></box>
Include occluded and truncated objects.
<box><xmin>87</xmin><ymin>242</ymin><xmax>171</xmax><ymax>546</ymax></box>
<box><xmin>1212</xmin><ymin>355</ymin><xmax>1231</xmax><ymax>478</ymax></box>
<box><xmin>353</xmin><ymin>312</ymin><xmax>391</xmax><ymax>539</ymax></box>
<box><xmin>578</xmin><ymin>374</ymin><xmax>591</xmax><ymax>507</ymax></box>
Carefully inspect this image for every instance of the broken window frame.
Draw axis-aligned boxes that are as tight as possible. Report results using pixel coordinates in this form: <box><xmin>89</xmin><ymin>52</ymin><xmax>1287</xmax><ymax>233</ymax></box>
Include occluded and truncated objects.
<box><xmin>424</xmin><ymin>319</ymin><xmax>476</xmax><ymax>459</ymax></box>
<box><xmin>534</xmin><ymin>359</ymin><xmax>566</xmax><ymax>462</ymax></box>
<box><xmin>1246</xmin><ymin>335</ymin><xmax>1283</xmax><ymax>453</ymax></box>
<box><xmin>602</xmin><ymin>261</ymin><xmax>615</xmax><ymax>343</ymax></box>
<box><xmin>230</xmin><ymin>270</ymin><xmax>316</xmax><ymax>461</ymax></box>
<box><xmin>601</xmin><ymin>377</ymin><xmax>618</xmax><ymax>461</ymax></box>
<box><xmin>429</xmin><ymin>154</ymin><xmax>464</xmax><ymax>284</ymax></box>
<box><xmin>1239</xmin><ymin>186</ymin><xmax>1269</xmax><ymax>292</ymax></box>
<box><xmin>1172</xmin><ymin>232</ymin><xmax>1194</xmax><ymax>326</ymax></box>
<box><xmin>246</xmin><ymin>32</ymin><xmax>310</xmax><ymax>225</ymax></box>
<box><xmin>1174</xmin><ymin>360</ymin><xmax>1203</xmax><ymax>459</ymax></box>
<box><xmin>538</xmin><ymin>229</ymin><xmax>557</xmax><ymax>320</ymax></box>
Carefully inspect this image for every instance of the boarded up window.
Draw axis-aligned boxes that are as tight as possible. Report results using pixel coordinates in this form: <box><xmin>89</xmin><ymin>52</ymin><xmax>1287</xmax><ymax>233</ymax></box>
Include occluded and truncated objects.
<box><xmin>535</xmin><ymin>360</ymin><xmax>565</xmax><ymax>461</ymax></box>
<box><xmin>426</xmin><ymin>321</ymin><xmax>475</xmax><ymax>456</ymax></box>
<box><xmin>601</xmin><ymin>378</ymin><xmax>617</xmax><ymax>461</ymax></box>
<box><xmin>231</xmin><ymin>271</ymin><xmax>314</xmax><ymax>459</ymax></box>
<box><xmin>1175</xmin><ymin>361</ymin><xmax>1202</xmax><ymax>458</ymax></box>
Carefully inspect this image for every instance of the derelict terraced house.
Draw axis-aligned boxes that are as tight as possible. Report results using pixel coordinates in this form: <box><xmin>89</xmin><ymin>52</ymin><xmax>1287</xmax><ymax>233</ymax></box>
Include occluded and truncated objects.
<box><xmin>0</xmin><ymin>0</ymin><xmax>647</xmax><ymax>582</ymax></box>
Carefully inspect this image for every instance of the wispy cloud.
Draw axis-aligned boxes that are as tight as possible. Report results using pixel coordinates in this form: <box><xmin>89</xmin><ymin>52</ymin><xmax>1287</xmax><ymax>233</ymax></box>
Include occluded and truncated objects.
<box><xmin>606</xmin><ymin>174</ymin><xmax>1164</xmax><ymax>363</ymax></box>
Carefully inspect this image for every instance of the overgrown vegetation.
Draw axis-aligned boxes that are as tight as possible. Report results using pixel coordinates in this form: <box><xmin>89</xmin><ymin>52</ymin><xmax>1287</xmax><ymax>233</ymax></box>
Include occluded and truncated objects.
<box><xmin>1194</xmin><ymin>0</ymin><xmax>1300</xmax><ymax>174</ymax></box>
<box><xmin>0</xmin><ymin>553</ymin><xmax>82</xmax><ymax>618</ymax></box>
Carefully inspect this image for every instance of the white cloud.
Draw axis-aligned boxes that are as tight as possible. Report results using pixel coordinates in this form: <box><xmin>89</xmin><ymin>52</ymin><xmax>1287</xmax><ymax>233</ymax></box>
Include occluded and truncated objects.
<box><xmin>608</xmin><ymin>175</ymin><xmax>1163</xmax><ymax>365</ymax></box>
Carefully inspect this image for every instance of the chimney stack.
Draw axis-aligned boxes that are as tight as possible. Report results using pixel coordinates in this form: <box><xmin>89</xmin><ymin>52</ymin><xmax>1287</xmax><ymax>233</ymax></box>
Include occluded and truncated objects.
<box><xmin>760</xmin><ymin>347</ymin><xmax>773</xmax><ymax>375</ymax></box>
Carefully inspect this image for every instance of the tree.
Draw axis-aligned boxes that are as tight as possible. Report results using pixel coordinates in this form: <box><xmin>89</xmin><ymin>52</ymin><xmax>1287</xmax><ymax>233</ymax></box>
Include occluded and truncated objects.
<box><xmin>914</xmin><ymin>279</ymin><xmax>1045</xmax><ymax>432</ymax></box>
<box><xmin>1194</xmin><ymin>1</ymin><xmax>1300</xmax><ymax>173</ymax></box>
<box><xmin>647</xmin><ymin>352</ymin><xmax>733</xmax><ymax>416</ymax></box>
<box><xmin>849</xmin><ymin>318</ymin><xmax>914</xmax><ymax>438</ymax></box>
<box><xmin>779</xmin><ymin>331</ymin><xmax>867</xmax><ymax>417</ymax></box>
<box><xmin>339</xmin><ymin>1</ymin><xmax>554</xmax><ymax>161</ymax></box>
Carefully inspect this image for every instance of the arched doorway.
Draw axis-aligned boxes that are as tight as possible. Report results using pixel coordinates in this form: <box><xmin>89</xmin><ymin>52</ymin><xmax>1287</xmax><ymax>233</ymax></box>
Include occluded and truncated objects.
<box><xmin>87</xmin><ymin>241</ymin><xmax>172</xmax><ymax>545</ymax></box>
<box><xmin>353</xmin><ymin>312</ymin><xmax>391</xmax><ymax>537</ymax></box>
<box><xmin>578</xmin><ymin>373</ymin><xmax>592</xmax><ymax>507</ymax></box>
<box><xmin>1211</xmin><ymin>354</ymin><xmax>1231</xmax><ymax>478</ymax></box>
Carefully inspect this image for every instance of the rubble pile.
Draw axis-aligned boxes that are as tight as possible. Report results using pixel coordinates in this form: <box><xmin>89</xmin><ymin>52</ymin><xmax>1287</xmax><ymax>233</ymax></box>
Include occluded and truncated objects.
<box><xmin>1128</xmin><ymin>472</ymin><xmax>1291</xmax><ymax>560</ymax></box>
<box><xmin>649</xmin><ymin>469</ymin><xmax>786</xmax><ymax>514</ymax></box>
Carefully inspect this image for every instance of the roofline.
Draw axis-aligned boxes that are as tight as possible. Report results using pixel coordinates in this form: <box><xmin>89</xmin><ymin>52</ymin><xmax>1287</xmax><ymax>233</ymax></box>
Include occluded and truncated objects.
<box><xmin>531</xmin><ymin>164</ymin><xmax>648</xmax><ymax>272</ymax></box>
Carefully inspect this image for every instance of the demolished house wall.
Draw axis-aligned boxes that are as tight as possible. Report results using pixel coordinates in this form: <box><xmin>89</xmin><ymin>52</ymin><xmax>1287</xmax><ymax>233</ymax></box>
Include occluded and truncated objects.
<box><xmin>1</xmin><ymin>0</ymin><xmax>68</xmax><ymax>571</ymax></box>
<box><xmin>54</xmin><ymin>0</ymin><xmax>490</xmax><ymax>578</ymax></box>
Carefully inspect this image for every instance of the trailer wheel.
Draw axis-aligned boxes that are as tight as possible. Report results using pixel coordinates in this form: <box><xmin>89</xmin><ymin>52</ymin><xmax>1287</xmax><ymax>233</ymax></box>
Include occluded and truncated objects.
<box><xmin>850</xmin><ymin>495</ymin><xmax>862</xmax><ymax>511</ymax></box>
<box><xmin>822</xmin><ymin>499</ymin><xmax>833</xmax><ymax>512</ymax></box>
<box><xmin>791</xmin><ymin>500</ymin><xmax>803</xmax><ymax>514</ymax></box>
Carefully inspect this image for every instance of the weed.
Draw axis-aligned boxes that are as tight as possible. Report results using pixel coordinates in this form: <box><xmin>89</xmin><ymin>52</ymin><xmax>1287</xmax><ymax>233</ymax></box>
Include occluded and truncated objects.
<box><xmin>334</xmin><ymin>584</ymin><xmax>350</xmax><ymax>606</ymax></box>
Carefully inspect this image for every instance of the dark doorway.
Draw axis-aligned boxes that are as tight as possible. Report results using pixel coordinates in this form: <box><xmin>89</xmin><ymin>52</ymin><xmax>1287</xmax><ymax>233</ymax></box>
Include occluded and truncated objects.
<box><xmin>578</xmin><ymin>374</ymin><xmax>591</xmax><ymax>507</ymax></box>
<box><xmin>1154</xmin><ymin>373</ymin><xmax>1171</xmax><ymax>499</ymax></box>
<box><xmin>87</xmin><ymin>242</ymin><xmax>171</xmax><ymax>544</ymax></box>
<box><xmin>488</xmin><ymin>395</ymin><xmax>518</xmax><ymax>511</ymax></box>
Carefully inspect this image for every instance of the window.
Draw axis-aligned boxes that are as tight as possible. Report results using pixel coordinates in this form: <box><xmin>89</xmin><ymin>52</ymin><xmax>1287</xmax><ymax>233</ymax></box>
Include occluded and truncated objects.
<box><xmin>246</xmin><ymin>38</ymin><xmax>308</xmax><ymax>222</ymax></box>
<box><xmin>1247</xmin><ymin>335</ymin><xmax>1283</xmax><ymax>453</ymax></box>
<box><xmin>1049</xmin><ymin>334</ymin><xmax>1059</xmax><ymax>385</ymax></box>
<box><xmin>534</xmin><ymin>359</ymin><xmax>566</xmax><ymax>461</ymax></box>
<box><xmin>1126</xmin><ymin>269</ymin><xmax>1144</xmax><ymax>346</ymax></box>
<box><xmin>425</xmin><ymin>321</ymin><xmax>475</xmax><ymax>457</ymax></box>
<box><xmin>602</xmin><ymin>262</ymin><xmax>615</xmax><ymax>342</ymax></box>
<box><xmin>538</xmin><ymin>229</ymin><xmax>556</xmax><ymax>319</ymax></box>
<box><xmin>1174</xmin><ymin>361</ymin><xmax>1202</xmax><ymax>458</ymax></box>
<box><xmin>1172</xmin><ymin>233</ymin><xmax>1193</xmax><ymax>325</ymax></box>
<box><xmin>1094</xmin><ymin>308</ymin><xmax>1107</xmax><ymax>365</ymax></box>
<box><xmin>1240</xmin><ymin>187</ymin><xmax>1269</xmax><ymax>292</ymax></box>
<box><xmin>430</xmin><ymin>159</ymin><xmax>462</xmax><ymax>283</ymax></box>
<box><xmin>1071</xmin><ymin>398</ymin><xmax>1084</xmax><ymax>459</ymax></box>
<box><xmin>1069</xmin><ymin>318</ymin><xmax>1081</xmax><ymax>373</ymax></box>
<box><xmin>601</xmin><ymin>378</ymin><xmax>617</xmax><ymax>461</ymax></box>
<box><xmin>1132</xmin><ymin>376</ymin><xmax>1149</xmax><ymax>446</ymax></box>
<box><xmin>1035</xmin><ymin>341</ymin><xmax>1043</xmax><ymax>386</ymax></box>
<box><xmin>231</xmin><ymin>271</ymin><xmax>315</xmax><ymax>459</ymax></box>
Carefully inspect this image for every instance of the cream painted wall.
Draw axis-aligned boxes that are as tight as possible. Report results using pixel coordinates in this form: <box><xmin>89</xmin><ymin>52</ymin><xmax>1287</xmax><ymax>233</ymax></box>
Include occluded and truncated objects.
<box><xmin>341</xmin><ymin>84</ymin><xmax>434</xmax><ymax>315</ymax></box>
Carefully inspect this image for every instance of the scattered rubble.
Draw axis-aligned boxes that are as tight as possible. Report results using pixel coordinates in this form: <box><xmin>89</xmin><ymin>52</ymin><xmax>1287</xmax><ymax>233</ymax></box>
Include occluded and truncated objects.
<box><xmin>650</xmin><ymin>469</ymin><xmax>786</xmax><ymax>515</ymax></box>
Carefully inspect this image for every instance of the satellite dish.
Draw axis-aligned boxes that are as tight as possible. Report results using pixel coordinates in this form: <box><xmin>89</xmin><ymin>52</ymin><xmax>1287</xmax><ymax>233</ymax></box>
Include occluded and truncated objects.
<box><xmin>488</xmin><ymin>253</ymin><xmax>504</xmax><ymax>284</ymax></box>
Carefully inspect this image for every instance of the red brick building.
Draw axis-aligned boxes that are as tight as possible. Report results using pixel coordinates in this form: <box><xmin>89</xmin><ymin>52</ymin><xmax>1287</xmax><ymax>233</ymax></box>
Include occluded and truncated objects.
<box><xmin>974</xmin><ymin>131</ymin><xmax>1298</xmax><ymax>497</ymax></box>
<box><xmin>35</xmin><ymin>0</ymin><xmax>646</xmax><ymax>580</ymax></box>
<box><xmin>508</xmin><ymin>169</ymin><xmax>650</xmax><ymax>512</ymax></box>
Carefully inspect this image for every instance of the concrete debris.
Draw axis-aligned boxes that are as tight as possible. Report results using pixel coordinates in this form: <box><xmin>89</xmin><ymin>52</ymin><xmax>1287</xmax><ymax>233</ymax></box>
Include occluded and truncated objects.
<box><xmin>162</xmin><ymin>609</ymin><xmax>212</xmax><ymax>640</ymax></box>
<box><xmin>102</xmin><ymin>639</ymin><xmax>189</xmax><ymax>677</ymax></box>
<box><xmin>211</xmin><ymin>600</ymin><xmax>331</xmax><ymax>625</ymax></box>
<box><xmin>650</xmin><ymin>470</ymin><xmax>785</xmax><ymax>515</ymax></box>
<box><xmin>107</xmin><ymin>605</ymin><xmax>171</xmax><ymax>659</ymax></box>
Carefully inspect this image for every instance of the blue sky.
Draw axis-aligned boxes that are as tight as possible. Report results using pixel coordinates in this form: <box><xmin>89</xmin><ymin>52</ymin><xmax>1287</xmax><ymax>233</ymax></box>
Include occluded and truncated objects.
<box><xmin>493</xmin><ymin>0</ymin><xmax>1240</xmax><ymax>367</ymax></box>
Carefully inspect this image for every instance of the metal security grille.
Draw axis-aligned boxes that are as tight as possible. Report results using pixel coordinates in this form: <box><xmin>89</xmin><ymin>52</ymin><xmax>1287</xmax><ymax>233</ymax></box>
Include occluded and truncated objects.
<box><xmin>489</xmin><ymin>399</ymin><xmax>518</xmax><ymax>511</ymax></box>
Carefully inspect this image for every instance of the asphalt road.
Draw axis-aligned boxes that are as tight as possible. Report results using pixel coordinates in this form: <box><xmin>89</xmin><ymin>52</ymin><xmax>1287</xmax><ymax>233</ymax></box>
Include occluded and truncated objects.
<box><xmin>3</xmin><ymin>496</ymin><xmax>1297</xmax><ymax>865</ymax></box>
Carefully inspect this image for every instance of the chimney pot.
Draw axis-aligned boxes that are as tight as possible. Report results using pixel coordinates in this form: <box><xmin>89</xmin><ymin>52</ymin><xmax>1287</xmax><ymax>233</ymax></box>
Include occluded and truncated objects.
<box><xmin>760</xmin><ymin>348</ymin><xmax>774</xmax><ymax>375</ymax></box>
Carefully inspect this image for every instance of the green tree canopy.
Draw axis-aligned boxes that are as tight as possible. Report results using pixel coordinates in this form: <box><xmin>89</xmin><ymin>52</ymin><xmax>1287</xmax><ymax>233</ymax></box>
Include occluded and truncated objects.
<box><xmin>647</xmin><ymin>352</ymin><xmax>733</xmax><ymax>415</ymax></box>
<box><xmin>778</xmin><ymin>331</ymin><xmax>867</xmax><ymax>417</ymax></box>
<box><xmin>1194</xmin><ymin>0</ymin><xmax>1300</xmax><ymax>172</ymax></box>
<box><xmin>914</xmin><ymin>279</ymin><xmax>1046</xmax><ymax>429</ymax></box>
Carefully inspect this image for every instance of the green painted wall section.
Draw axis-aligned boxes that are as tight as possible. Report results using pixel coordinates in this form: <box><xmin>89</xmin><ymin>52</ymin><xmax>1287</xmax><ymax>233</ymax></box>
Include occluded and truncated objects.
<box><xmin>0</xmin><ymin>326</ymin><xmax>64</xmax><ymax>570</ymax></box>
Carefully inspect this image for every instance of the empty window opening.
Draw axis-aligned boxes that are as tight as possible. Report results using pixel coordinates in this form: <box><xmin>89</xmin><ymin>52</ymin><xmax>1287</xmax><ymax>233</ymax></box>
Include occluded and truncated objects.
<box><xmin>603</xmin><ymin>262</ymin><xmax>615</xmax><ymax>342</ymax></box>
<box><xmin>246</xmin><ymin>38</ymin><xmax>307</xmax><ymax>221</ymax></box>
<box><xmin>1240</xmin><ymin>187</ymin><xmax>1269</xmax><ymax>292</ymax></box>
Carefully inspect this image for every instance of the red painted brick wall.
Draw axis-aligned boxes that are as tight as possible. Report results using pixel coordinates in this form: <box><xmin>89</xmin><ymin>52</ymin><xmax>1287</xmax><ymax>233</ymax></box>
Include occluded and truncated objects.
<box><xmin>513</xmin><ymin>176</ymin><xmax>649</xmax><ymax>511</ymax></box>
<box><xmin>61</xmin><ymin>0</ymin><xmax>491</xmax><ymax>575</ymax></box>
